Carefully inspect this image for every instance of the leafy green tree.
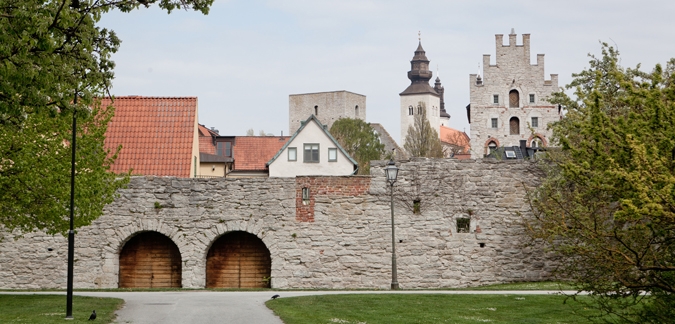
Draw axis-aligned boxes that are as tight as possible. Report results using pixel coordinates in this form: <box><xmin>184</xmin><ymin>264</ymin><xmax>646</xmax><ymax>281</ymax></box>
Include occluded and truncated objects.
<box><xmin>329</xmin><ymin>118</ymin><xmax>385</xmax><ymax>175</ymax></box>
<box><xmin>0</xmin><ymin>0</ymin><xmax>213</xmax><ymax>235</ymax></box>
<box><xmin>528</xmin><ymin>43</ymin><xmax>675</xmax><ymax>322</ymax></box>
<box><xmin>403</xmin><ymin>102</ymin><xmax>443</xmax><ymax>158</ymax></box>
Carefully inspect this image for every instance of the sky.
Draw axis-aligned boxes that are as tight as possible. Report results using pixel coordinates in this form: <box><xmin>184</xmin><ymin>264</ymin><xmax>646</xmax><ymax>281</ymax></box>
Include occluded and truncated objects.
<box><xmin>99</xmin><ymin>0</ymin><xmax>675</xmax><ymax>143</ymax></box>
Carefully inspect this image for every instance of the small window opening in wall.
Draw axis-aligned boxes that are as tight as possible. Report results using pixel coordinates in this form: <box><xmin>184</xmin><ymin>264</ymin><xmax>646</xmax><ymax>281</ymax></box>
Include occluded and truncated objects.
<box><xmin>529</xmin><ymin>94</ymin><xmax>535</xmax><ymax>103</ymax></box>
<box><xmin>417</xmin><ymin>105</ymin><xmax>422</xmax><ymax>115</ymax></box>
<box><xmin>509</xmin><ymin>90</ymin><xmax>519</xmax><ymax>108</ymax></box>
<box><xmin>479</xmin><ymin>242</ymin><xmax>486</xmax><ymax>248</ymax></box>
<box><xmin>493</xmin><ymin>94</ymin><xmax>499</xmax><ymax>105</ymax></box>
<box><xmin>531</xmin><ymin>117</ymin><xmax>539</xmax><ymax>128</ymax></box>
<box><xmin>302</xmin><ymin>187</ymin><xmax>310</xmax><ymax>205</ymax></box>
<box><xmin>413</xmin><ymin>199</ymin><xmax>421</xmax><ymax>214</ymax></box>
<box><xmin>314</xmin><ymin>105</ymin><xmax>318</xmax><ymax>116</ymax></box>
<box><xmin>408</xmin><ymin>106</ymin><xmax>414</xmax><ymax>115</ymax></box>
<box><xmin>457</xmin><ymin>217</ymin><xmax>470</xmax><ymax>233</ymax></box>
<box><xmin>355</xmin><ymin>105</ymin><xmax>359</xmax><ymax>117</ymax></box>
<box><xmin>491</xmin><ymin>118</ymin><xmax>498</xmax><ymax>129</ymax></box>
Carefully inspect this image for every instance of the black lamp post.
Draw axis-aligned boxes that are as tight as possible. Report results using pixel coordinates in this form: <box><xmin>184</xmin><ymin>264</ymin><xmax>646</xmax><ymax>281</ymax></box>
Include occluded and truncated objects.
<box><xmin>384</xmin><ymin>159</ymin><xmax>399</xmax><ymax>290</ymax></box>
<box><xmin>65</xmin><ymin>93</ymin><xmax>77</xmax><ymax>319</ymax></box>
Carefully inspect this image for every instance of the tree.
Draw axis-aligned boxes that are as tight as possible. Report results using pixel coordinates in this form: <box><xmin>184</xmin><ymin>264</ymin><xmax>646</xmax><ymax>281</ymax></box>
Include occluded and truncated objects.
<box><xmin>403</xmin><ymin>102</ymin><xmax>443</xmax><ymax>158</ymax></box>
<box><xmin>330</xmin><ymin>118</ymin><xmax>385</xmax><ymax>175</ymax></box>
<box><xmin>0</xmin><ymin>0</ymin><xmax>213</xmax><ymax>235</ymax></box>
<box><xmin>527</xmin><ymin>43</ymin><xmax>675</xmax><ymax>322</ymax></box>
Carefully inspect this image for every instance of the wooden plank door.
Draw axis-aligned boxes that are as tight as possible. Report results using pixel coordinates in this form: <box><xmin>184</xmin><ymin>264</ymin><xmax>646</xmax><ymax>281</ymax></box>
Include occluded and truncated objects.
<box><xmin>206</xmin><ymin>231</ymin><xmax>271</xmax><ymax>288</ymax></box>
<box><xmin>119</xmin><ymin>232</ymin><xmax>182</xmax><ymax>288</ymax></box>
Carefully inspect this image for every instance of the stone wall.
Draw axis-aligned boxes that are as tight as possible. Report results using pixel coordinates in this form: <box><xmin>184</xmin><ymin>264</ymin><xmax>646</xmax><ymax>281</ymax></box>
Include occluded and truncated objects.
<box><xmin>288</xmin><ymin>91</ymin><xmax>366</xmax><ymax>135</ymax></box>
<box><xmin>0</xmin><ymin>159</ymin><xmax>554</xmax><ymax>289</ymax></box>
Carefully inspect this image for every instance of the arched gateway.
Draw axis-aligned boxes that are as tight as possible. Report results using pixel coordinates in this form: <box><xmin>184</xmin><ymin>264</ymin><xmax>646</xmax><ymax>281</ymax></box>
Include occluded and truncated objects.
<box><xmin>206</xmin><ymin>231</ymin><xmax>271</xmax><ymax>288</ymax></box>
<box><xmin>119</xmin><ymin>231</ymin><xmax>182</xmax><ymax>288</ymax></box>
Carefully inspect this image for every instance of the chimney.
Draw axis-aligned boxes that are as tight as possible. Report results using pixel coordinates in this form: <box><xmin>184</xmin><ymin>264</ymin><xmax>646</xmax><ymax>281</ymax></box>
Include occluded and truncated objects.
<box><xmin>520</xmin><ymin>140</ymin><xmax>528</xmax><ymax>158</ymax></box>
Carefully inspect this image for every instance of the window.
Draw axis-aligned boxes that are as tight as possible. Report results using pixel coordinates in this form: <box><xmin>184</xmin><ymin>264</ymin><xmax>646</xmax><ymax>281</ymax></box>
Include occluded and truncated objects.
<box><xmin>532</xmin><ymin>137</ymin><xmax>543</xmax><ymax>148</ymax></box>
<box><xmin>328</xmin><ymin>148</ymin><xmax>337</xmax><ymax>162</ymax></box>
<box><xmin>408</xmin><ymin>105</ymin><xmax>413</xmax><ymax>115</ymax></box>
<box><xmin>457</xmin><ymin>218</ymin><xmax>470</xmax><ymax>233</ymax></box>
<box><xmin>355</xmin><ymin>105</ymin><xmax>359</xmax><ymax>117</ymax></box>
<box><xmin>288</xmin><ymin>147</ymin><xmax>297</xmax><ymax>161</ymax></box>
<box><xmin>509</xmin><ymin>117</ymin><xmax>520</xmax><ymax>135</ymax></box>
<box><xmin>314</xmin><ymin>105</ymin><xmax>318</xmax><ymax>116</ymax></box>
<box><xmin>493</xmin><ymin>94</ymin><xmax>499</xmax><ymax>104</ymax></box>
<box><xmin>505</xmin><ymin>150</ymin><xmax>516</xmax><ymax>159</ymax></box>
<box><xmin>413</xmin><ymin>199</ymin><xmax>421</xmax><ymax>214</ymax></box>
<box><xmin>509</xmin><ymin>90</ymin><xmax>519</xmax><ymax>108</ymax></box>
<box><xmin>302</xmin><ymin>187</ymin><xmax>310</xmax><ymax>205</ymax></box>
<box><xmin>217</xmin><ymin>142</ymin><xmax>232</xmax><ymax>157</ymax></box>
<box><xmin>303</xmin><ymin>144</ymin><xmax>319</xmax><ymax>163</ymax></box>
<box><xmin>531</xmin><ymin>117</ymin><xmax>539</xmax><ymax>128</ymax></box>
<box><xmin>487</xmin><ymin>141</ymin><xmax>498</xmax><ymax>155</ymax></box>
<box><xmin>529</xmin><ymin>94</ymin><xmax>535</xmax><ymax>103</ymax></box>
<box><xmin>225</xmin><ymin>142</ymin><xmax>231</xmax><ymax>157</ymax></box>
<box><xmin>491</xmin><ymin>118</ymin><xmax>498</xmax><ymax>129</ymax></box>
<box><xmin>417</xmin><ymin>105</ymin><xmax>422</xmax><ymax>115</ymax></box>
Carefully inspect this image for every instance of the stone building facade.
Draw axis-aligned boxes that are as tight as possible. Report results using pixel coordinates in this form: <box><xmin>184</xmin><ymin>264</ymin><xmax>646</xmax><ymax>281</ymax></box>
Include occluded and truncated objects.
<box><xmin>0</xmin><ymin>159</ymin><xmax>554</xmax><ymax>289</ymax></box>
<box><xmin>289</xmin><ymin>91</ymin><xmax>366</xmax><ymax>135</ymax></box>
<box><xmin>468</xmin><ymin>31</ymin><xmax>562</xmax><ymax>158</ymax></box>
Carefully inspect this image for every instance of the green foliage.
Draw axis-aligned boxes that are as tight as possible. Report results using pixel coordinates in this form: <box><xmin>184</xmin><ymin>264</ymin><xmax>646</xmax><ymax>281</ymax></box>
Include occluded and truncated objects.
<box><xmin>0</xmin><ymin>0</ymin><xmax>212</xmax><ymax>235</ymax></box>
<box><xmin>528</xmin><ymin>43</ymin><xmax>675</xmax><ymax>322</ymax></box>
<box><xmin>329</xmin><ymin>118</ymin><xmax>385</xmax><ymax>175</ymax></box>
<box><xmin>403</xmin><ymin>102</ymin><xmax>443</xmax><ymax>158</ymax></box>
<box><xmin>266</xmin><ymin>294</ymin><xmax>601</xmax><ymax>323</ymax></box>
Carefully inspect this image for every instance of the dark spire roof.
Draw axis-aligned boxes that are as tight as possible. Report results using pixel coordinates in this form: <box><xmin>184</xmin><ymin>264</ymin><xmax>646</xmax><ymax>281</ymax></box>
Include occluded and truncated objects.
<box><xmin>433</xmin><ymin>76</ymin><xmax>450</xmax><ymax>118</ymax></box>
<box><xmin>400</xmin><ymin>41</ymin><xmax>438</xmax><ymax>96</ymax></box>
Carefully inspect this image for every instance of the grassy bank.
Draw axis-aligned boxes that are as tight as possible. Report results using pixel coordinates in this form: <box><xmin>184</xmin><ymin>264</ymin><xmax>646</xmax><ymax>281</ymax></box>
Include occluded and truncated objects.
<box><xmin>0</xmin><ymin>295</ymin><xmax>124</xmax><ymax>323</ymax></box>
<box><xmin>266</xmin><ymin>293</ymin><xmax>599</xmax><ymax>324</ymax></box>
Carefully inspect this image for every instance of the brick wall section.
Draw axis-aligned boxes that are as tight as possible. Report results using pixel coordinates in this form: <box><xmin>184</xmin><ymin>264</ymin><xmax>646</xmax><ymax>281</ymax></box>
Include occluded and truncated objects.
<box><xmin>295</xmin><ymin>176</ymin><xmax>371</xmax><ymax>222</ymax></box>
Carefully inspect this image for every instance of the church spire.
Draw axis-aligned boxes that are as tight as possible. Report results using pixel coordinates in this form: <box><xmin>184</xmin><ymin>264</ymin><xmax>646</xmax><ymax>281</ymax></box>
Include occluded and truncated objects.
<box><xmin>400</xmin><ymin>38</ymin><xmax>438</xmax><ymax>96</ymax></box>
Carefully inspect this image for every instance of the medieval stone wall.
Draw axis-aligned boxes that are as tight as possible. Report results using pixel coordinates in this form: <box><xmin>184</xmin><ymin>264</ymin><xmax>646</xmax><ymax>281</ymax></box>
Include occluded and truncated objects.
<box><xmin>469</xmin><ymin>32</ymin><xmax>561</xmax><ymax>158</ymax></box>
<box><xmin>288</xmin><ymin>91</ymin><xmax>366</xmax><ymax>134</ymax></box>
<box><xmin>0</xmin><ymin>159</ymin><xmax>555</xmax><ymax>289</ymax></box>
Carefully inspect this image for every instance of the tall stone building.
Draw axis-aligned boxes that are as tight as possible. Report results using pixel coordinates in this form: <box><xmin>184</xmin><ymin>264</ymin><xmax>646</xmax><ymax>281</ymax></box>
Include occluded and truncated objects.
<box><xmin>289</xmin><ymin>90</ymin><xmax>366</xmax><ymax>134</ymax></box>
<box><xmin>467</xmin><ymin>30</ymin><xmax>562</xmax><ymax>158</ymax></box>
<box><xmin>399</xmin><ymin>41</ymin><xmax>445</xmax><ymax>143</ymax></box>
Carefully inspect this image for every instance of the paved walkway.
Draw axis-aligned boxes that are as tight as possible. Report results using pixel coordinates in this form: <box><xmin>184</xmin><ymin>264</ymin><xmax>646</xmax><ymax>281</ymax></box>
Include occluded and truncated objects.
<box><xmin>3</xmin><ymin>290</ymin><xmax>579</xmax><ymax>324</ymax></box>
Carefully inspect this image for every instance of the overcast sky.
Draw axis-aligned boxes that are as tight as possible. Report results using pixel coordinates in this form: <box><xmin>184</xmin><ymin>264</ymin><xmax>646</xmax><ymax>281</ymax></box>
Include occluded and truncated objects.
<box><xmin>99</xmin><ymin>0</ymin><xmax>675</xmax><ymax>143</ymax></box>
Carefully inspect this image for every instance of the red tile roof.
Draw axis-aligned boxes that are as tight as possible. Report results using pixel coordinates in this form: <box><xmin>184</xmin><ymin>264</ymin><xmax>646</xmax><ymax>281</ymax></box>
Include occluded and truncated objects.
<box><xmin>198</xmin><ymin>124</ymin><xmax>216</xmax><ymax>154</ymax></box>
<box><xmin>233</xmin><ymin>137</ymin><xmax>289</xmax><ymax>171</ymax></box>
<box><xmin>102</xmin><ymin>96</ymin><xmax>198</xmax><ymax>177</ymax></box>
<box><xmin>440</xmin><ymin>125</ymin><xmax>471</xmax><ymax>154</ymax></box>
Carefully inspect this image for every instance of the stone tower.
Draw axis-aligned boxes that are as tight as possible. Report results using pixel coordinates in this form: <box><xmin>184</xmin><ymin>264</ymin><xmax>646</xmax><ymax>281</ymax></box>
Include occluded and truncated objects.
<box><xmin>288</xmin><ymin>90</ymin><xmax>366</xmax><ymax>135</ymax></box>
<box><xmin>400</xmin><ymin>41</ymin><xmax>441</xmax><ymax>144</ymax></box>
<box><xmin>467</xmin><ymin>30</ymin><xmax>562</xmax><ymax>158</ymax></box>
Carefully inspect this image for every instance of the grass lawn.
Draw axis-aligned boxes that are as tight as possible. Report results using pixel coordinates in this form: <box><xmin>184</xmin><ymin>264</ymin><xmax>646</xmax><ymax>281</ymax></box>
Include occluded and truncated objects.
<box><xmin>466</xmin><ymin>281</ymin><xmax>576</xmax><ymax>291</ymax></box>
<box><xmin>266</xmin><ymin>294</ymin><xmax>600</xmax><ymax>324</ymax></box>
<box><xmin>0</xmin><ymin>294</ymin><xmax>124</xmax><ymax>323</ymax></box>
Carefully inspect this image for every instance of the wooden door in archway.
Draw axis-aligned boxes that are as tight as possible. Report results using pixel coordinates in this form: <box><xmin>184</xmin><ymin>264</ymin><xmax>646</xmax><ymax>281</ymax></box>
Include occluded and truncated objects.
<box><xmin>119</xmin><ymin>232</ymin><xmax>182</xmax><ymax>288</ymax></box>
<box><xmin>206</xmin><ymin>231</ymin><xmax>271</xmax><ymax>288</ymax></box>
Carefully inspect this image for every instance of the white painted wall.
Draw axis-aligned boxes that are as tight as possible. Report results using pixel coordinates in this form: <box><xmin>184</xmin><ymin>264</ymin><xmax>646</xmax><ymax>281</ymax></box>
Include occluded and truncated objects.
<box><xmin>269</xmin><ymin>120</ymin><xmax>355</xmax><ymax>177</ymax></box>
<box><xmin>400</xmin><ymin>94</ymin><xmax>441</xmax><ymax>145</ymax></box>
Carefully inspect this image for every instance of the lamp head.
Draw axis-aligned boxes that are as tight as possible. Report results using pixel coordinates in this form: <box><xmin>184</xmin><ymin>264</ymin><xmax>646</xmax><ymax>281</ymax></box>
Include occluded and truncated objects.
<box><xmin>384</xmin><ymin>159</ymin><xmax>398</xmax><ymax>184</ymax></box>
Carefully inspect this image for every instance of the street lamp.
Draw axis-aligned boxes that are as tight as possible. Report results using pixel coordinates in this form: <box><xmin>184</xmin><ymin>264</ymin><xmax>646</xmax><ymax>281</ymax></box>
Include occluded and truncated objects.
<box><xmin>384</xmin><ymin>159</ymin><xmax>399</xmax><ymax>290</ymax></box>
<box><xmin>66</xmin><ymin>92</ymin><xmax>78</xmax><ymax>319</ymax></box>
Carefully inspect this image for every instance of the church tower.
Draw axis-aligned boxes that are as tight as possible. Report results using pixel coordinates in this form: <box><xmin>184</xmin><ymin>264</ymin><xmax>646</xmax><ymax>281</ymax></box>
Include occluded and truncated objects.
<box><xmin>400</xmin><ymin>40</ymin><xmax>441</xmax><ymax>144</ymax></box>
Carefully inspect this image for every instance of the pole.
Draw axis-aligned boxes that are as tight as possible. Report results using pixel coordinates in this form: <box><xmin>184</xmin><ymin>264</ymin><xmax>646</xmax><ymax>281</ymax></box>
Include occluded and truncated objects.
<box><xmin>390</xmin><ymin>183</ymin><xmax>399</xmax><ymax>290</ymax></box>
<box><xmin>66</xmin><ymin>93</ymin><xmax>77</xmax><ymax>320</ymax></box>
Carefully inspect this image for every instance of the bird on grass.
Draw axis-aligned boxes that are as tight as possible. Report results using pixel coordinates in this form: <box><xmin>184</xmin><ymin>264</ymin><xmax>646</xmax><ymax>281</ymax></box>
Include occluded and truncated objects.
<box><xmin>271</xmin><ymin>294</ymin><xmax>280</xmax><ymax>300</ymax></box>
<box><xmin>88</xmin><ymin>310</ymin><xmax>96</xmax><ymax>321</ymax></box>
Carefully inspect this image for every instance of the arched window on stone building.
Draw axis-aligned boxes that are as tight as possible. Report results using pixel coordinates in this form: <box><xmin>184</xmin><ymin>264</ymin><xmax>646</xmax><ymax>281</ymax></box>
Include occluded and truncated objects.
<box><xmin>509</xmin><ymin>117</ymin><xmax>520</xmax><ymax>135</ymax></box>
<box><xmin>355</xmin><ymin>105</ymin><xmax>359</xmax><ymax>117</ymax></box>
<box><xmin>408</xmin><ymin>105</ymin><xmax>413</xmax><ymax>115</ymax></box>
<box><xmin>509</xmin><ymin>90</ymin><xmax>519</xmax><ymax>108</ymax></box>
<box><xmin>487</xmin><ymin>141</ymin><xmax>498</xmax><ymax>156</ymax></box>
<box><xmin>314</xmin><ymin>105</ymin><xmax>318</xmax><ymax>116</ymax></box>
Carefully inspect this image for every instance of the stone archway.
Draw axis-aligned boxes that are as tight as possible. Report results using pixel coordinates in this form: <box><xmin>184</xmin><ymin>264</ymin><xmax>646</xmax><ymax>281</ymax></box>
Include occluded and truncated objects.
<box><xmin>206</xmin><ymin>231</ymin><xmax>271</xmax><ymax>288</ymax></box>
<box><xmin>119</xmin><ymin>231</ymin><xmax>182</xmax><ymax>288</ymax></box>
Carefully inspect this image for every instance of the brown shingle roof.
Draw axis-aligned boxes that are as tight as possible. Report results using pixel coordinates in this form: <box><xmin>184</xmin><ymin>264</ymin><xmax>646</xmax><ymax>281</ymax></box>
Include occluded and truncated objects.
<box><xmin>102</xmin><ymin>96</ymin><xmax>198</xmax><ymax>177</ymax></box>
<box><xmin>233</xmin><ymin>136</ymin><xmax>289</xmax><ymax>171</ymax></box>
